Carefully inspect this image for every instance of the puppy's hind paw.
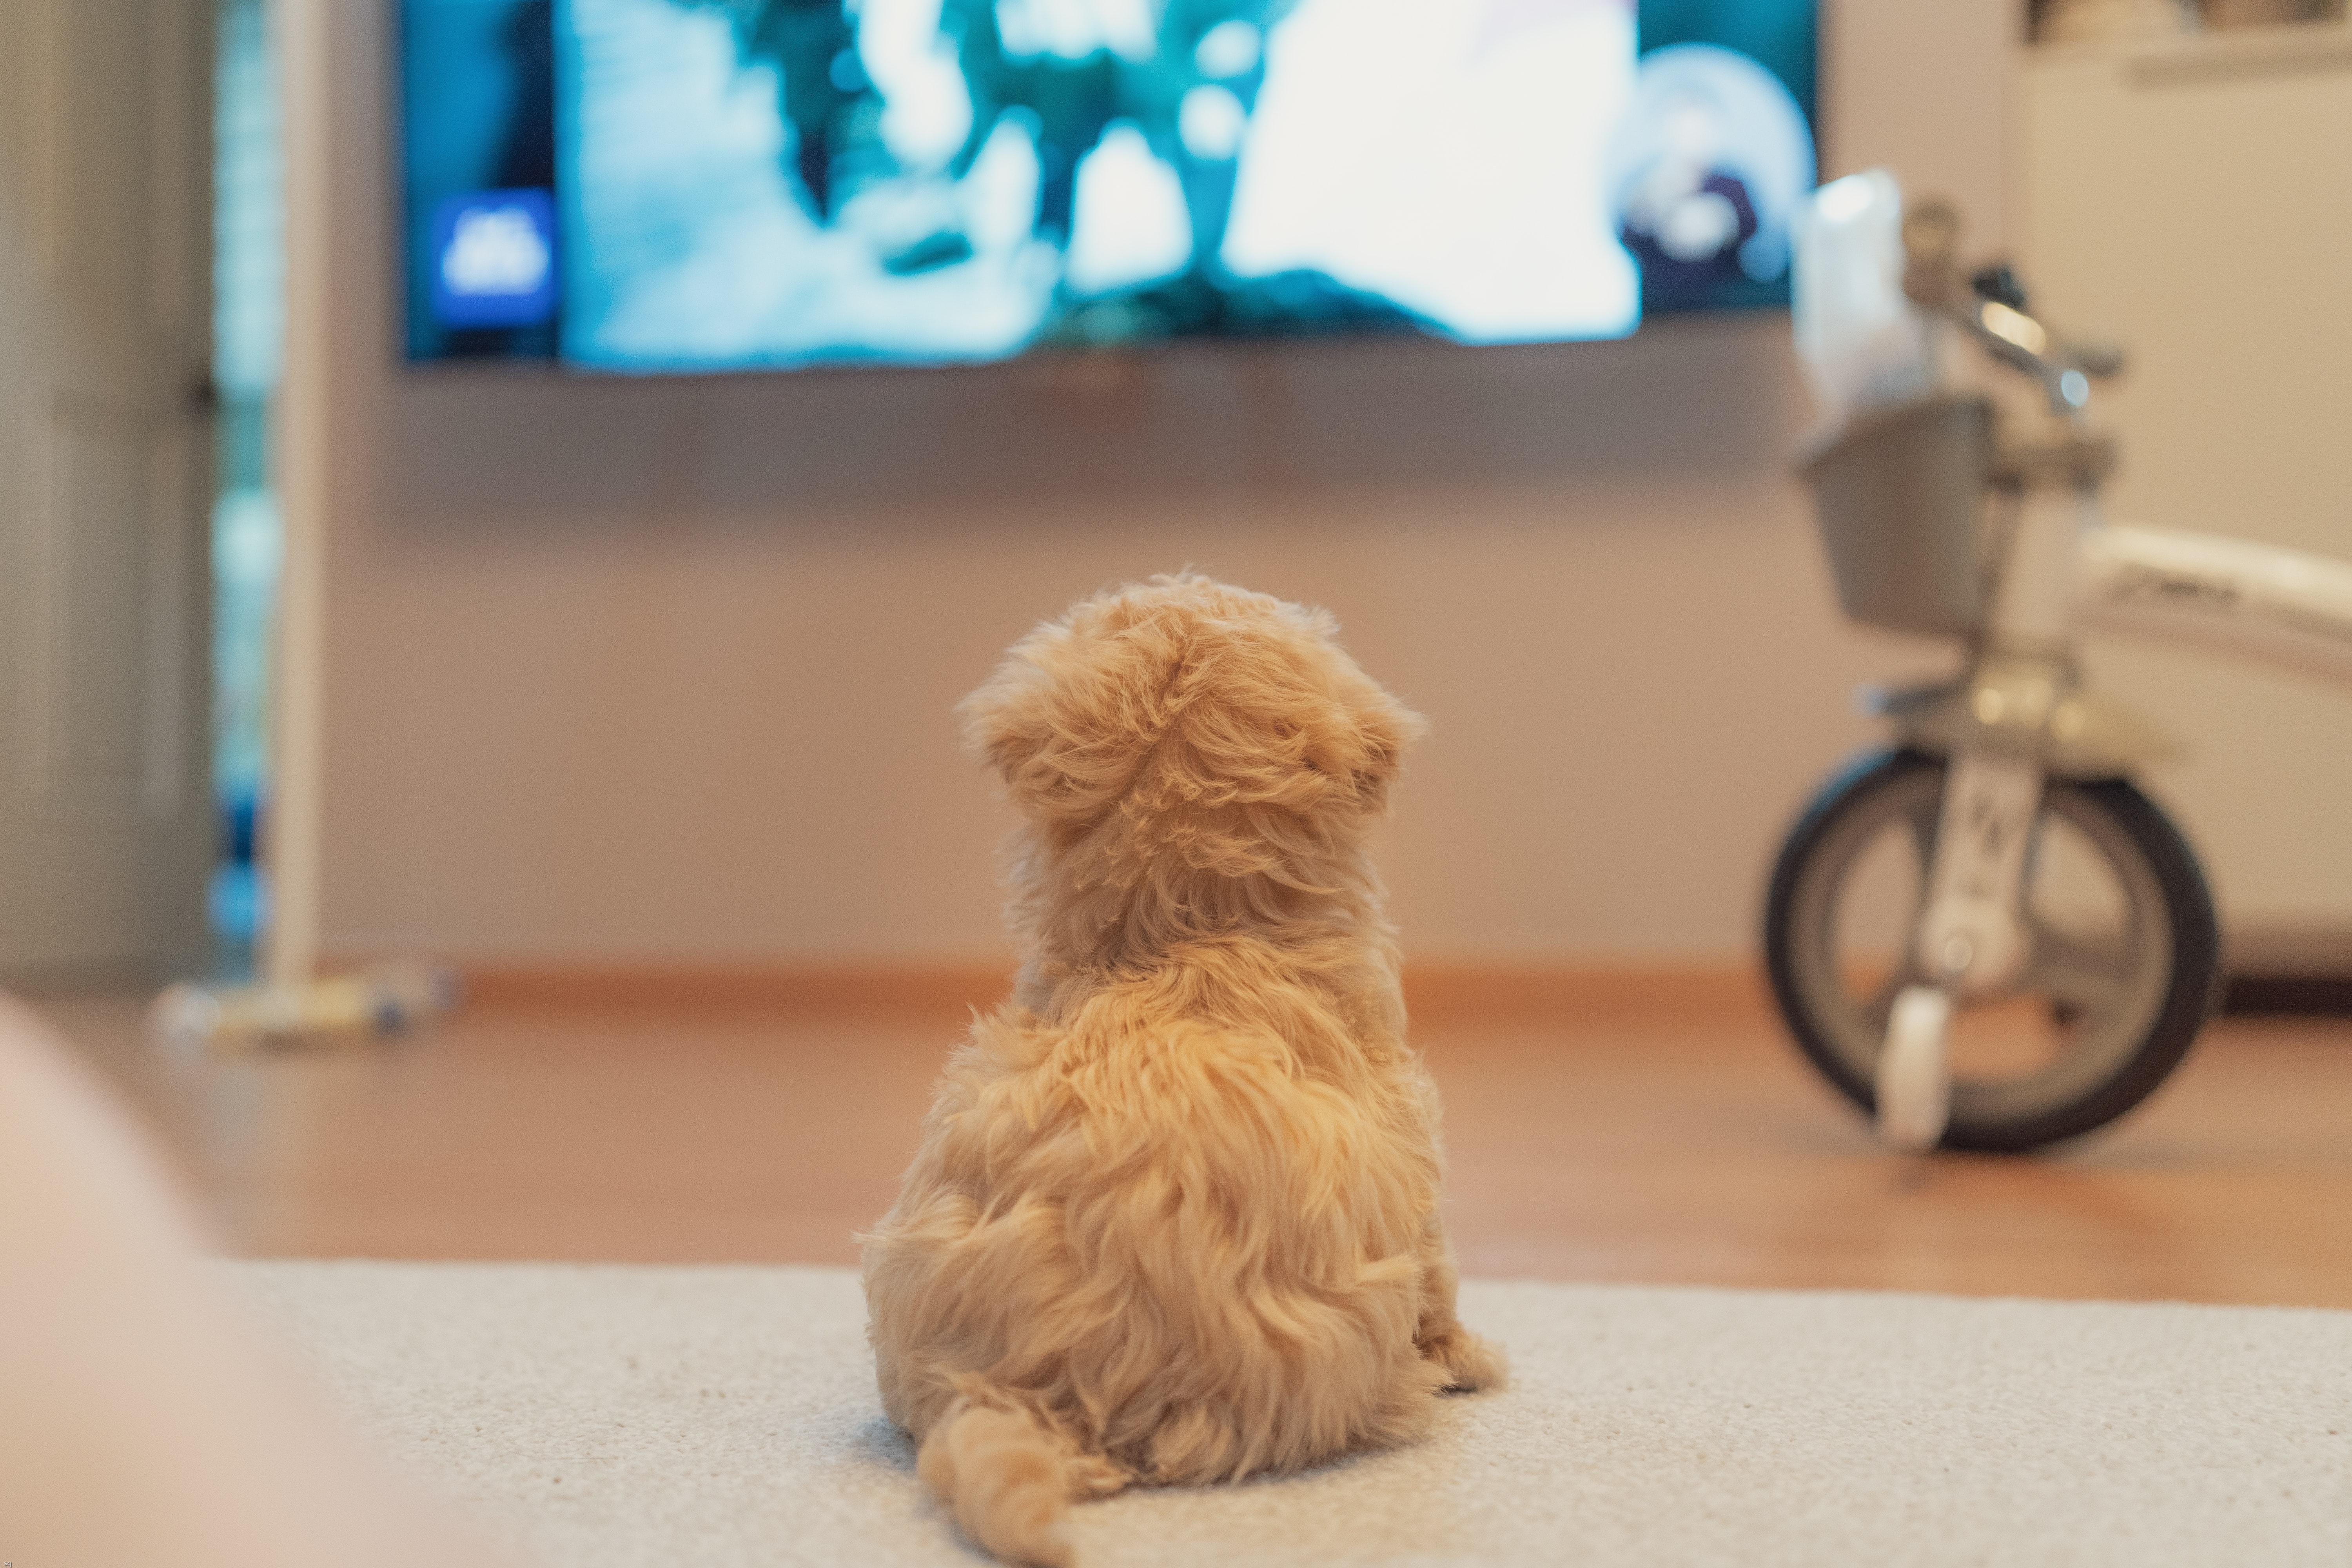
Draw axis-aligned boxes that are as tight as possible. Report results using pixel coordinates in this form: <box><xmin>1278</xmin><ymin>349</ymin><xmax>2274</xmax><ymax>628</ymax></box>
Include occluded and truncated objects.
<box><xmin>1428</xmin><ymin>1330</ymin><xmax>1508</xmax><ymax>1394</ymax></box>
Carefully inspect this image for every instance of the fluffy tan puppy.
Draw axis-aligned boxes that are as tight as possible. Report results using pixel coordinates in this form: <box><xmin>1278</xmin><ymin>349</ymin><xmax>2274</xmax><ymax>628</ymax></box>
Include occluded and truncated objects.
<box><xmin>861</xmin><ymin>574</ymin><xmax>1504</xmax><ymax>1566</ymax></box>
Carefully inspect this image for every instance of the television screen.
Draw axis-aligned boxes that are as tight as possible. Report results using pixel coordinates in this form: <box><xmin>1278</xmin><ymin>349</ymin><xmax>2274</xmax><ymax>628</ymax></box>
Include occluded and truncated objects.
<box><xmin>400</xmin><ymin>0</ymin><xmax>1815</xmax><ymax>371</ymax></box>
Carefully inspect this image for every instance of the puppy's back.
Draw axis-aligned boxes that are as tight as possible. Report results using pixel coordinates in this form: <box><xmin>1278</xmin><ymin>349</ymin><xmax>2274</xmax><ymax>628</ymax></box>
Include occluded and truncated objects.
<box><xmin>866</xmin><ymin>965</ymin><xmax>1450</xmax><ymax>1486</ymax></box>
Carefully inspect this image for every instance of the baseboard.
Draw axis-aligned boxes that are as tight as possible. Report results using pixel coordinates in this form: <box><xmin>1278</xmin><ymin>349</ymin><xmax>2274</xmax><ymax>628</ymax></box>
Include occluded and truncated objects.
<box><xmin>455</xmin><ymin>962</ymin><xmax>1017</xmax><ymax>1015</ymax></box>
<box><xmin>2223</xmin><ymin>974</ymin><xmax>2352</xmax><ymax>1015</ymax></box>
<box><xmin>0</xmin><ymin>955</ymin><xmax>178</xmax><ymax>1000</ymax></box>
<box><xmin>441</xmin><ymin>959</ymin><xmax>1769</xmax><ymax>1022</ymax></box>
<box><xmin>2221</xmin><ymin>922</ymin><xmax>2352</xmax><ymax>1016</ymax></box>
<box><xmin>1404</xmin><ymin>963</ymin><xmax>1769</xmax><ymax>1020</ymax></box>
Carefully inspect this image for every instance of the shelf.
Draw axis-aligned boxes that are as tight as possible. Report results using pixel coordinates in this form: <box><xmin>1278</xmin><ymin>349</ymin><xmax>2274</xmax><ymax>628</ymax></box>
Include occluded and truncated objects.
<box><xmin>2025</xmin><ymin>18</ymin><xmax>2352</xmax><ymax>84</ymax></box>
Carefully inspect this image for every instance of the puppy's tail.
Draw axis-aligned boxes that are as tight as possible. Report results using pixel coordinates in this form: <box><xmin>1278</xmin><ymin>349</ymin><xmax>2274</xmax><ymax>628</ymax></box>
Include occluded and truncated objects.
<box><xmin>916</xmin><ymin>1399</ymin><xmax>1093</xmax><ymax>1567</ymax></box>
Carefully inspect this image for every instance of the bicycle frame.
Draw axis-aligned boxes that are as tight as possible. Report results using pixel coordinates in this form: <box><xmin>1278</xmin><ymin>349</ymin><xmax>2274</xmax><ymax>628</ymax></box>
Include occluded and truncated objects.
<box><xmin>1880</xmin><ymin>498</ymin><xmax>2352</xmax><ymax>777</ymax></box>
<box><xmin>2081</xmin><ymin>521</ymin><xmax>2352</xmax><ymax>687</ymax></box>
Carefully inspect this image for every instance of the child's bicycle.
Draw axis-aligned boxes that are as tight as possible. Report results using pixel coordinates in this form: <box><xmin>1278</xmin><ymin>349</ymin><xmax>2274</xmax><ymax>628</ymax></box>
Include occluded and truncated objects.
<box><xmin>1764</xmin><ymin>171</ymin><xmax>2352</xmax><ymax>1154</ymax></box>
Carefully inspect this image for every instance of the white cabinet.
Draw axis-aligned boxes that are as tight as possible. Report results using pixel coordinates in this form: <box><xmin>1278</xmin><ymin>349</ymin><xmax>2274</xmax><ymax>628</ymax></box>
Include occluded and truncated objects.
<box><xmin>2016</xmin><ymin>24</ymin><xmax>2352</xmax><ymax>954</ymax></box>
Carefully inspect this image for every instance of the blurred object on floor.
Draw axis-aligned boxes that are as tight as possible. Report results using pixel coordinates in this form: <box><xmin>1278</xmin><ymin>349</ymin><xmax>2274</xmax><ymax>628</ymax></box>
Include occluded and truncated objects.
<box><xmin>149</xmin><ymin>962</ymin><xmax>463</xmax><ymax>1055</ymax></box>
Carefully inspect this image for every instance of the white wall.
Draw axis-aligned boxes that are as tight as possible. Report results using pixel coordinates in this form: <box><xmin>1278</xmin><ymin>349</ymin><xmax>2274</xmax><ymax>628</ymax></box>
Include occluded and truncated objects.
<box><xmin>300</xmin><ymin>2</ymin><xmax>2143</xmax><ymax>970</ymax></box>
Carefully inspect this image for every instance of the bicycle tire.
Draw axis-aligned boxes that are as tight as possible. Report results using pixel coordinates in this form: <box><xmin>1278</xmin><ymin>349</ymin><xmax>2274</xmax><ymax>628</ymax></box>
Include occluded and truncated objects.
<box><xmin>1763</xmin><ymin>748</ymin><xmax>2221</xmax><ymax>1152</ymax></box>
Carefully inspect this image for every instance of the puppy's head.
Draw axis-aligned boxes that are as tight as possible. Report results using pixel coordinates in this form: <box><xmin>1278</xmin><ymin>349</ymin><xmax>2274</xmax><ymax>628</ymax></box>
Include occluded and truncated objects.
<box><xmin>960</xmin><ymin>575</ymin><xmax>1425</xmax><ymax>881</ymax></box>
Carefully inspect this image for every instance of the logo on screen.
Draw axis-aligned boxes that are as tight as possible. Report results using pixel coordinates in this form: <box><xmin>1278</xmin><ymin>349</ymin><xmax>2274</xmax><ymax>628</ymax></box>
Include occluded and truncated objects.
<box><xmin>430</xmin><ymin>189</ymin><xmax>557</xmax><ymax>328</ymax></box>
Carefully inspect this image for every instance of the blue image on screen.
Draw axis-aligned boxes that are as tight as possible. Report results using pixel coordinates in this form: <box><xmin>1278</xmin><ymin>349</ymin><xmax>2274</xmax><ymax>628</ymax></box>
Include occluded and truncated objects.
<box><xmin>1619</xmin><ymin>0</ymin><xmax>1817</xmax><ymax>313</ymax></box>
<box><xmin>431</xmin><ymin>189</ymin><xmax>560</xmax><ymax>327</ymax></box>
<box><xmin>556</xmin><ymin>0</ymin><xmax>1642</xmax><ymax>374</ymax></box>
<box><xmin>402</xmin><ymin>0</ymin><xmax>559</xmax><ymax>360</ymax></box>
<box><xmin>397</xmin><ymin>0</ymin><xmax>1815</xmax><ymax>368</ymax></box>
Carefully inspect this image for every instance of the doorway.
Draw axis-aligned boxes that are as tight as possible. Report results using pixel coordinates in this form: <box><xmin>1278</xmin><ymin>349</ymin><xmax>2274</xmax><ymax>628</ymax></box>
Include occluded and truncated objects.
<box><xmin>0</xmin><ymin>0</ymin><xmax>219</xmax><ymax>991</ymax></box>
<box><xmin>209</xmin><ymin>0</ymin><xmax>283</xmax><ymax>980</ymax></box>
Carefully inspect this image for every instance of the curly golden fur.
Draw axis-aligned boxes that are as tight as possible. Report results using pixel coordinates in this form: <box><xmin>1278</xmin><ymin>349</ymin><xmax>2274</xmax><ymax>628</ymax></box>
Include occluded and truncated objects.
<box><xmin>860</xmin><ymin>575</ymin><xmax>1505</xmax><ymax>1566</ymax></box>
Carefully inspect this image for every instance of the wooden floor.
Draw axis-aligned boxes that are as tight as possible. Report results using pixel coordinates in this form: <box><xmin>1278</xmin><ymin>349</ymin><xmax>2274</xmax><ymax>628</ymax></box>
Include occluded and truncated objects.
<box><xmin>33</xmin><ymin>991</ymin><xmax>2352</xmax><ymax>1309</ymax></box>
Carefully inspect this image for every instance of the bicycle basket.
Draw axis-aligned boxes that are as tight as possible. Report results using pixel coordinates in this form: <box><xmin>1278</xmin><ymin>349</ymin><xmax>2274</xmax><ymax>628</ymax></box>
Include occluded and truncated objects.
<box><xmin>1797</xmin><ymin>394</ymin><xmax>1992</xmax><ymax>637</ymax></box>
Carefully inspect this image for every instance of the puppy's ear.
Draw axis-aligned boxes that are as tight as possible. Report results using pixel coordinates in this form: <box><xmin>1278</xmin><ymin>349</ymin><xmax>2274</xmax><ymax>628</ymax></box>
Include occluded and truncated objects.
<box><xmin>1152</xmin><ymin>603</ymin><xmax>1426</xmax><ymax>820</ymax></box>
<box><xmin>1342</xmin><ymin>688</ymin><xmax>1427</xmax><ymax>803</ymax></box>
<box><xmin>958</xmin><ymin>600</ymin><xmax>1175</xmax><ymax>821</ymax></box>
<box><xmin>958</xmin><ymin>637</ymin><xmax>1048</xmax><ymax>780</ymax></box>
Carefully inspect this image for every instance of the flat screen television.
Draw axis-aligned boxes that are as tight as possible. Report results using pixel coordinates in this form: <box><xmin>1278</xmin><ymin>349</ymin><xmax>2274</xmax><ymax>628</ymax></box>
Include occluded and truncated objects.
<box><xmin>400</xmin><ymin>0</ymin><xmax>1815</xmax><ymax>372</ymax></box>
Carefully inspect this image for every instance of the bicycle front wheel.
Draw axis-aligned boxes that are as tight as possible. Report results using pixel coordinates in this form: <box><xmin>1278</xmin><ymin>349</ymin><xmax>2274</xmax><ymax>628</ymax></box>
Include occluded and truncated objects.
<box><xmin>1763</xmin><ymin>749</ymin><xmax>2221</xmax><ymax>1152</ymax></box>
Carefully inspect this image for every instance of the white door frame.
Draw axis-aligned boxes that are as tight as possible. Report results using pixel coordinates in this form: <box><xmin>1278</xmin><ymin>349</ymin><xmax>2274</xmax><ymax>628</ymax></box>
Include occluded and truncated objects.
<box><xmin>267</xmin><ymin>0</ymin><xmax>329</xmax><ymax>987</ymax></box>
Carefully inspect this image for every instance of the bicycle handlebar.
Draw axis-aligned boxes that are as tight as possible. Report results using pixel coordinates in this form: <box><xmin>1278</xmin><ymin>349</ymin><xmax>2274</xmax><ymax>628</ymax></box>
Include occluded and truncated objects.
<box><xmin>1898</xmin><ymin>199</ymin><xmax>2123</xmax><ymax>414</ymax></box>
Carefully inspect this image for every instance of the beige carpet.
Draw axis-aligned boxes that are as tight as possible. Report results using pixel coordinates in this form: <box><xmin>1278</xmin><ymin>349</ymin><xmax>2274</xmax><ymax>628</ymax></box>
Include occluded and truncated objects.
<box><xmin>231</xmin><ymin>1261</ymin><xmax>2352</xmax><ymax>1567</ymax></box>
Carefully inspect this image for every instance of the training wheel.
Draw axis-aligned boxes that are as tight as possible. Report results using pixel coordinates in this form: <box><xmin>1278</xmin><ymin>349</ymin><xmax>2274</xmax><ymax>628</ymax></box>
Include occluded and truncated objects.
<box><xmin>1876</xmin><ymin>984</ymin><xmax>1952</xmax><ymax>1152</ymax></box>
